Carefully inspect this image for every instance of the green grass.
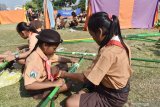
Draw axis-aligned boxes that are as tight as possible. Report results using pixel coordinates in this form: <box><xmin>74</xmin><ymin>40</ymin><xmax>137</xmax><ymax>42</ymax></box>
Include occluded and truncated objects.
<box><xmin>0</xmin><ymin>24</ymin><xmax>160</xmax><ymax>107</ymax></box>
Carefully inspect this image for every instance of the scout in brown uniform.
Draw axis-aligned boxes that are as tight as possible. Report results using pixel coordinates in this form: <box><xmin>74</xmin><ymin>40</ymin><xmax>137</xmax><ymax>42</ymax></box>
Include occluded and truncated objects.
<box><xmin>30</xmin><ymin>20</ymin><xmax>43</xmax><ymax>32</ymax></box>
<box><xmin>69</xmin><ymin>12</ymin><xmax>79</xmax><ymax>27</ymax></box>
<box><xmin>24</xmin><ymin>29</ymin><xmax>75</xmax><ymax>99</ymax></box>
<box><xmin>58</xmin><ymin>12</ymin><xmax>132</xmax><ymax>107</ymax></box>
<box><xmin>3</xmin><ymin>22</ymin><xmax>38</xmax><ymax>64</ymax></box>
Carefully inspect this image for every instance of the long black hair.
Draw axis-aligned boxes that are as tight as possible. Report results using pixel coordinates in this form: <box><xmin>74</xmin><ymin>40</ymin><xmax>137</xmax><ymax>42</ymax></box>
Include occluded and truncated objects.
<box><xmin>16</xmin><ymin>22</ymin><xmax>38</xmax><ymax>34</ymax></box>
<box><xmin>88</xmin><ymin>12</ymin><xmax>129</xmax><ymax>56</ymax></box>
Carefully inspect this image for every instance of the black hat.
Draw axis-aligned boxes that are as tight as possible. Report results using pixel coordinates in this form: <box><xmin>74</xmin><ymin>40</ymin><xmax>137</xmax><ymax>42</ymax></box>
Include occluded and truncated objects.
<box><xmin>36</xmin><ymin>29</ymin><xmax>63</xmax><ymax>44</ymax></box>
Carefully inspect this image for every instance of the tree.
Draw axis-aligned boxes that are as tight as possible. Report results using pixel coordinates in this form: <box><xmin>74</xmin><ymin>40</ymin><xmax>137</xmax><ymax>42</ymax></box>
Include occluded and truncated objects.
<box><xmin>24</xmin><ymin>0</ymin><xmax>43</xmax><ymax>12</ymax></box>
<box><xmin>72</xmin><ymin>0</ymin><xmax>85</xmax><ymax>12</ymax></box>
<box><xmin>32</xmin><ymin>0</ymin><xmax>43</xmax><ymax>11</ymax></box>
<box><xmin>25</xmin><ymin>1</ymin><xmax>37</xmax><ymax>11</ymax></box>
<box><xmin>78</xmin><ymin>0</ymin><xmax>85</xmax><ymax>12</ymax></box>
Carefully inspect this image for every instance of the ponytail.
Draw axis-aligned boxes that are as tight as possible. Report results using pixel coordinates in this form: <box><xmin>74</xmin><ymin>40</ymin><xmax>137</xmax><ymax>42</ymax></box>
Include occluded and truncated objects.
<box><xmin>110</xmin><ymin>15</ymin><xmax>129</xmax><ymax>57</ymax></box>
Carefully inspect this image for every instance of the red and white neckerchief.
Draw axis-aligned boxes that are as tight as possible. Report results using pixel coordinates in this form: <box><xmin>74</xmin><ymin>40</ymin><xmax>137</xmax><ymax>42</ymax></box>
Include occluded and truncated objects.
<box><xmin>36</xmin><ymin>47</ymin><xmax>58</xmax><ymax>81</ymax></box>
<box><xmin>44</xmin><ymin>59</ymin><xmax>53</xmax><ymax>81</ymax></box>
<box><xmin>44</xmin><ymin>58</ymin><xmax>60</xmax><ymax>81</ymax></box>
<box><xmin>106</xmin><ymin>36</ymin><xmax>124</xmax><ymax>48</ymax></box>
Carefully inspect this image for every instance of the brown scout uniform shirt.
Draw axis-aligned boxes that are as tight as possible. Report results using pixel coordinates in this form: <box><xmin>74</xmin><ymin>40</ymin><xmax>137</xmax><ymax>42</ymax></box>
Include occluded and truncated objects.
<box><xmin>23</xmin><ymin>47</ymin><xmax>59</xmax><ymax>86</ymax></box>
<box><xmin>84</xmin><ymin>45</ymin><xmax>132</xmax><ymax>89</ymax></box>
<box><xmin>28</xmin><ymin>33</ymin><xmax>38</xmax><ymax>51</ymax></box>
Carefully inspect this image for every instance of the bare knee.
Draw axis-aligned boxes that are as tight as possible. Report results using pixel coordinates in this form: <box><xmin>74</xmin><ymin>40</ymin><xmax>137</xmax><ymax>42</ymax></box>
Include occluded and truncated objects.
<box><xmin>66</xmin><ymin>94</ymin><xmax>80</xmax><ymax>107</ymax></box>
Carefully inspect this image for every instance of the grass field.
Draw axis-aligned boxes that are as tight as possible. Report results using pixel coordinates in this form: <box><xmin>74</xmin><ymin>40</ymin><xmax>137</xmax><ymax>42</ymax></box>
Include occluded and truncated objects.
<box><xmin>0</xmin><ymin>23</ymin><xmax>160</xmax><ymax>107</ymax></box>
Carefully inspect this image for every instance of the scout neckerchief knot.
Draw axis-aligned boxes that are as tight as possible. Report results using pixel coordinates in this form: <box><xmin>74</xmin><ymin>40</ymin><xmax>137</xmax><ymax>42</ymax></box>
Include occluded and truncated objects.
<box><xmin>44</xmin><ymin>58</ymin><xmax>60</xmax><ymax>81</ymax></box>
<box><xmin>106</xmin><ymin>36</ymin><xmax>124</xmax><ymax>48</ymax></box>
<box><xmin>36</xmin><ymin>47</ymin><xmax>58</xmax><ymax>81</ymax></box>
<box><xmin>44</xmin><ymin>58</ymin><xmax>54</xmax><ymax>81</ymax></box>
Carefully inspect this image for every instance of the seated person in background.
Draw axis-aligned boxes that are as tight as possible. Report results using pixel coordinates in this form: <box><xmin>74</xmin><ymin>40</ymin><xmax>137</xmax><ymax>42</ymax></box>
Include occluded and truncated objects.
<box><xmin>31</xmin><ymin>13</ymin><xmax>39</xmax><ymax>21</ymax></box>
<box><xmin>55</xmin><ymin>13</ymin><xmax>67</xmax><ymax>29</ymax></box>
<box><xmin>27</xmin><ymin>6</ymin><xmax>33</xmax><ymax>22</ymax></box>
<box><xmin>77</xmin><ymin>13</ymin><xmax>83</xmax><ymax>23</ymax></box>
<box><xmin>30</xmin><ymin>20</ymin><xmax>43</xmax><ymax>32</ymax></box>
<box><xmin>69</xmin><ymin>12</ymin><xmax>78</xmax><ymax>27</ymax></box>
<box><xmin>77</xmin><ymin>12</ymin><xmax>86</xmax><ymax>23</ymax></box>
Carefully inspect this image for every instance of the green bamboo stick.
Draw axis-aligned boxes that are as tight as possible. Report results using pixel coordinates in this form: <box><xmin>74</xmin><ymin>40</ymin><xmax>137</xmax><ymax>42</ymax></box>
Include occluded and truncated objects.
<box><xmin>63</xmin><ymin>39</ymin><xmax>94</xmax><ymax>44</ymax></box>
<box><xmin>40</xmin><ymin>58</ymin><xmax>84</xmax><ymax>107</ymax></box>
<box><xmin>40</xmin><ymin>87</ymin><xmax>59</xmax><ymax>107</ymax></box>
<box><xmin>0</xmin><ymin>61</ymin><xmax>9</xmax><ymax>71</ymax></box>
<box><xmin>56</xmin><ymin>52</ymin><xmax>97</xmax><ymax>57</ymax></box>
<box><xmin>124</xmin><ymin>33</ymin><xmax>160</xmax><ymax>38</ymax></box>
<box><xmin>57</xmin><ymin>51</ymin><xmax>160</xmax><ymax>63</ymax></box>
<box><xmin>126</xmin><ymin>38</ymin><xmax>158</xmax><ymax>42</ymax></box>
<box><xmin>131</xmin><ymin>58</ymin><xmax>160</xmax><ymax>63</ymax></box>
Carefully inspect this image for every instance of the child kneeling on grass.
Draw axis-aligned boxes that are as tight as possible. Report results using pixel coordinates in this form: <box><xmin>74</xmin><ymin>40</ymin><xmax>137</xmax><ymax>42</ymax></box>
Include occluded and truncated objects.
<box><xmin>23</xmin><ymin>29</ymin><xmax>75</xmax><ymax>99</ymax></box>
<box><xmin>58</xmin><ymin>12</ymin><xmax>133</xmax><ymax>107</ymax></box>
<box><xmin>0</xmin><ymin>22</ymin><xmax>39</xmax><ymax>65</ymax></box>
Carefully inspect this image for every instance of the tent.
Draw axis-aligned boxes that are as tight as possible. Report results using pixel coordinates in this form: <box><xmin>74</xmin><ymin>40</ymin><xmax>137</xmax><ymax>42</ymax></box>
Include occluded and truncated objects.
<box><xmin>0</xmin><ymin>10</ymin><xmax>26</xmax><ymax>24</ymax></box>
<box><xmin>84</xmin><ymin>0</ymin><xmax>159</xmax><ymax>30</ymax></box>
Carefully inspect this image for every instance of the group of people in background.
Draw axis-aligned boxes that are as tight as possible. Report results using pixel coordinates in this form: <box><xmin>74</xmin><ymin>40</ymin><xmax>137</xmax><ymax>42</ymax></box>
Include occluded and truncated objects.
<box><xmin>26</xmin><ymin>6</ymin><xmax>86</xmax><ymax>30</ymax></box>
<box><xmin>0</xmin><ymin>11</ymin><xmax>132</xmax><ymax>107</ymax></box>
<box><xmin>55</xmin><ymin>11</ymin><xmax>87</xmax><ymax>29</ymax></box>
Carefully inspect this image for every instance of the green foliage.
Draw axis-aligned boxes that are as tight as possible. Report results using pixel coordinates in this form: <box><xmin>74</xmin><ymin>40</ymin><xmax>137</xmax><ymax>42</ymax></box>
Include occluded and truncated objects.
<box><xmin>35</xmin><ymin>0</ymin><xmax>43</xmax><ymax>12</ymax></box>
<box><xmin>24</xmin><ymin>0</ymin><xmax>43</xmax><ymax>12</ymax></box>
<box><xmin>71</xmin><ymin>0</ymin><xmax>86</xmax><ymax>12</ymax></box>
<box><xmin>155</xmin><ymin>19</ymin><xmax>160</xmax><ymax>28</ymax></box>
<box><xmin>24</xmin><ymin>0</ymin><xmax>86</xmax><ymax>12</ymax></box>
<box><xmin>78</xmin><ymin>0</ymin><xmax>86</xmax><ymax>12</ymax></box>
<box><xmin>25</xmin><ymin>1</ymin><xmax>37</xmax><ymax>11</ymax></box>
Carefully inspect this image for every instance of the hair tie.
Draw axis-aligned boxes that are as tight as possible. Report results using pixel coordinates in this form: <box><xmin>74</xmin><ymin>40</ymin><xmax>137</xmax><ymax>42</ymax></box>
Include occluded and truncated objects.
<box><xmin>108</xmin><ymin>14</ymin><xmax>113</xmax><ymax>21</ymax></box>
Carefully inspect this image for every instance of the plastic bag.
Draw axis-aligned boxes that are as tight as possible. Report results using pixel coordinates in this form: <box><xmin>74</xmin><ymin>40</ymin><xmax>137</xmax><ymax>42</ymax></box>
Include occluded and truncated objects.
<box><xmin>0</xmin><ymin>70</ymin><xmax>22</xmax><ymax>88</ymax></box>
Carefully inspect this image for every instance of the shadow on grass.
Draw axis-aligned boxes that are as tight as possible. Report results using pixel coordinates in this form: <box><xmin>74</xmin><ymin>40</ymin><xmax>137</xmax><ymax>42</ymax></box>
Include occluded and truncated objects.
<box><xmin>154</xmin><ymin>39</ymin><xmax>160</xmax><ymax>55</ymax></box>
<box><xmin>60</xmin><ymin>91</ymin><xmax>72</xmax><ymax>107</ymax></box>
<box><xmin>132</xmin><ymin>64</ymin><xmax>160</xmax><ymax>68</ymax></box>
<box><xmin>153</xmin><ymin>49</ymin><xmax>160</xmax><ymax>56</ymax></box>
<box><xmin>19</xmin><ymin>78</ymin><xmax>31</xmax><ymax>97</ymax></box>
<box><xmin>60</xmin><ymin>82</ymin><xmax>84</xmax><ymax>107</ymax></box>
<box><xmin>74</xmin><ymin>26</ymin><xmax>84</xmax><ymax>31</ymax></box>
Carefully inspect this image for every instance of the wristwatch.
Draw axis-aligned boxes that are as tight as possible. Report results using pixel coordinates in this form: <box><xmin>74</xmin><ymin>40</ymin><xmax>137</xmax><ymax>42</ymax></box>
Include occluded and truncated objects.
<box><xmin>15</xmin><ymin>53</ymin><xmax>19</xmax><ymax>60</ymax></box>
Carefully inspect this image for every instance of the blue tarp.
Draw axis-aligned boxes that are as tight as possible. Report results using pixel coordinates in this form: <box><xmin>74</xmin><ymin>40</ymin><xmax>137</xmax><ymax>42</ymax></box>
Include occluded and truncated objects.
<box><xmin>57</xmin><ymin>8</ymin><xmax>81</xmax><ymax>16</ymax></box>
<box><xmin>47</xmin><ymin>0</ymin><xmax>55</xmax><ymax>28</ymax></box>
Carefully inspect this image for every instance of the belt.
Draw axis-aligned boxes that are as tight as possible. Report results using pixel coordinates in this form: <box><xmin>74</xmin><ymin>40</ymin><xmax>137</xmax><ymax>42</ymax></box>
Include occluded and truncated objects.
<box><xmin>100</xmin><ymin>83</ymin><xmax>130</xmax><ymax>93</ymax></box>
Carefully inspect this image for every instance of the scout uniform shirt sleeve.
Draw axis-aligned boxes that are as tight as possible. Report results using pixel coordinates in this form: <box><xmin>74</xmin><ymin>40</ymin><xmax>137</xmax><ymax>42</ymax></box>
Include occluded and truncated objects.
<box><xmin>24</xmin><ymin>55</ymin><xmax>42</xmax><ymax>86</ymax></box>
<box><xmin>84</xmin><ymin>51</ymin><xmax>114</xmax><ymax>85</ymax></box>
<box><xmin>28</xmin><ymin>34</ymin><xmax>38</xmax><ymax>51</ymax></box>
<box><xmin>50</xmin><ymin>54</ymin><xmax>59</xmax><ymax>63</ymax></box>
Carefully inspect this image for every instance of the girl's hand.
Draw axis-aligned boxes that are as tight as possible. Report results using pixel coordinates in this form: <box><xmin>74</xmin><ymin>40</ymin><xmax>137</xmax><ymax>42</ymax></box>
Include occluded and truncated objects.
<box><xmin>59</xmin><ymin>70</ymin><xmax>67</xmax><ymax>78</ymax></box>
<box><xmin>0</xmin><ymin>59</ymin><xmax>4</xmax><ymax>62</ymax></box>
<box><xmin>5</xmin><ymin>55</ymin><xmax>15</xmax><ymax>62</ymax></box>
<box><xmin>54</xmin><ymin>78</ymin><xmax>65</xmax><ymax>87</ymax></box>
<box><xmin>51</xmin><ymin>66</ymin><xmax>60</xmax><ymax>78</ymax></box>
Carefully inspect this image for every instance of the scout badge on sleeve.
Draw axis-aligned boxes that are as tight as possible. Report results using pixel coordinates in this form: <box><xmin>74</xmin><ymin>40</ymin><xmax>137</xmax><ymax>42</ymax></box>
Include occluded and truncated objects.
<box><xmin>30</xmin><ymin>70</ymin><xmax>38</xmax><ymax>78</ymax></box>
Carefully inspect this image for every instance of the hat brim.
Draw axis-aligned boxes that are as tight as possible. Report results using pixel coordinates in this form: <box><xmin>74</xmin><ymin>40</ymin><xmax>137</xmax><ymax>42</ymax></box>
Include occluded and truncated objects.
<box><xmin>36</xmin><ymin>35</ymin><xmax>63</xmax><ymax>44</ymax></box>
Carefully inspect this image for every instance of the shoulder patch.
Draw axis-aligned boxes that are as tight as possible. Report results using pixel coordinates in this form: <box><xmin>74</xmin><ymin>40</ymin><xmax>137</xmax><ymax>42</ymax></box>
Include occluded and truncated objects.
<box><xmin>30</xmin><ymin>71</ymin><xmax>38</xmax><ymax>78</ymax></box>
